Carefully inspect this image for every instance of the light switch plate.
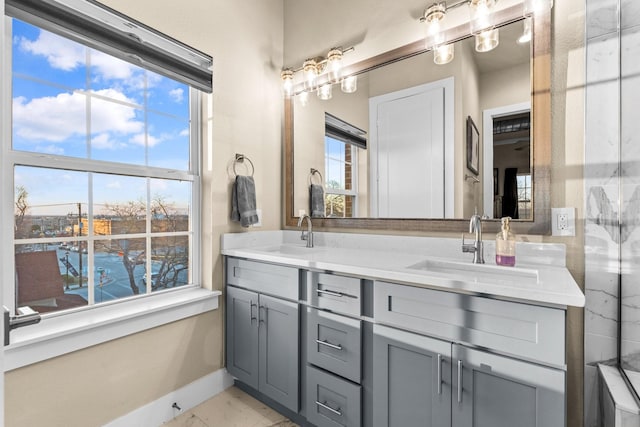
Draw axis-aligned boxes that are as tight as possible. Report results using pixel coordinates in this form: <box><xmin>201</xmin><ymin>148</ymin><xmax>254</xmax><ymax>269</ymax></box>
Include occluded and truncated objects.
<box><xmin>551</xmin><ymin>207</ymin><xmax>575</xmax><ymax>236</ymax></box>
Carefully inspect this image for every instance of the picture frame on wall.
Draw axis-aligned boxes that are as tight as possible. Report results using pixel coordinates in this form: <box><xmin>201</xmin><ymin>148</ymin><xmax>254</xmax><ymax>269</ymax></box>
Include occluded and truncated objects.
<box><xmin>467</xmin><ymin>116</ymin><xmax>479</xmax><ymax>175</ymax></box>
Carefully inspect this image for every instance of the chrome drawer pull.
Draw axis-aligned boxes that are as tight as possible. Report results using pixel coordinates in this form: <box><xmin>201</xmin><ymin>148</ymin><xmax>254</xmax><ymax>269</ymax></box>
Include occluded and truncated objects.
<box><xmin>316</xmin><ymin>400</ymin><xmax>342</xmax><ymax>416</ymax></box>
<box><xmin>437</xmin><ymin>354</ymin><xmax>442</xmax><ymax>395</ymax></box>
<box><xmin>316</xmin><ymin>288</ymin><xmax>344</xmax><ymax>297</ymax></box>
<box><xmin>457</xmin><ymin>360</ymin><xmax>463</xmax><ymax>404</ymax></box>
<box><xmin>250</xmin><ymin>302</ymin><xmax>257</xmax><ymax>323</ymax></box>
<box><xmin>316</xmin><ymin>339</ymin><xmax>343</xmax><ymax>350</ymax></box>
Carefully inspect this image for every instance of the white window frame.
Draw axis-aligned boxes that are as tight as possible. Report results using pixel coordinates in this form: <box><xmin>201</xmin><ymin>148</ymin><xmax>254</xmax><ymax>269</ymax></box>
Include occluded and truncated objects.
<box><xmin>1</xmin><ymin>14</ymin><xmax>218</xmax><ymax>370</ymax></box>
<box><xmin>324</xmin><ymin>136</ymin><xmax>359</xmax><ymax>218</ymax></box>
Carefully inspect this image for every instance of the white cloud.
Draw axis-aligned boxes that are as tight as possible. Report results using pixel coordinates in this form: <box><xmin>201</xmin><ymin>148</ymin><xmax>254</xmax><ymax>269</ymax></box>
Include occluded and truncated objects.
<box><xmin>37</xmin><ymin>144</ymin><xmax>65</xmax><ymax>155</ymax></box>
<box><xmin>179</xmin><ymin>128</ymin><xmax>190</xmax><ymax>137</ymax></box>
<box><xmin>18</xmin><ymin>31</ymin><xmax>85</xmax><ymax>71</ymax></box>
<box><xmin>129</xmin><ymin>133</ymin><xmax>161</xmax><ymax>148</ymax></box>
<box><xmin>169</xmin><ymin>88</ymin><xmax>184</xmax><ymax>103</ymax></box>
<box><xmin>19</xmin><ymin>29</ymin><xmax>162</xmax><ymax>91</ymax></box>
<box><xmin>13</xmin><ymin>89</ymin><xmax>143</xmax><ymax>144</ymax></box>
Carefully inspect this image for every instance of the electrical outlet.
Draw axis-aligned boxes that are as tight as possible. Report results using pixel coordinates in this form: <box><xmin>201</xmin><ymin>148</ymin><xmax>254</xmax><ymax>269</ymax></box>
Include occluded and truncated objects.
<box><xmin>552</xmin><ymin>207</ymin><xmax>575</xmax><ymax>236</ymax></box>
<box><xmin>557</xmin><ymin>213</ymin><xmax>568</xmax><ymax>230</ymax></box>
<box><xmin>298</xmin><ymin>209</ymin><xmax>306</xmax><ymax>217</ymax></box>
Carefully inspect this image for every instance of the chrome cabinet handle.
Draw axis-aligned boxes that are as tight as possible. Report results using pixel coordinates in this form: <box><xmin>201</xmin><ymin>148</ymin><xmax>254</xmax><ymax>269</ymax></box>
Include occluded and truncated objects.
<box><xmin>259</xmin><ymin>305</ymin><xmax>266</xmax><ymax>324</ymax></box>
<box><xmin>437</xmin><ymin>354</ymin><xmax>442</xmax><ymax>395</ymax></box>
<box><xmin>316</xmin><ymin>339</ymin><xmax>343</xmax><ymax>350</ymax></box>
<box><xmin>316</xmin><ymin>288</ymin><xmax>344</xmax><ymax>297</ymax></box>
<box><xmin>316</xmin><ymin>400</ymin><xmax>342</xmax><ymax>416</ymax></box>
<box><xmin>250</xmin><ymin>302</ymin><xmax>257</xmax><ymax>323</ymax></box>
<box><xmin>457</xmin><ymin>360</ymin><xmax>463</xmax><ymax>404</ymax></box>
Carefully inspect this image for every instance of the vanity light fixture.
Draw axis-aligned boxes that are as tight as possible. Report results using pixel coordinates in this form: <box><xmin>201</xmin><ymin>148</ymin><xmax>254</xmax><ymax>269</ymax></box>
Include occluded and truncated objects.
<box><xmin>469</xmin><ymin>0</ymin><xmax>499</xmax><ymax>52</ymax></box>
<box><xmin>326</xmin><ymin>49</ymin><xmax>344</xmax><ymax>83</ymax></box>
<box><xmin>281</xmin><ymin>46</ymin><xmax>355</xmax><ymax>100</ymax></box>
<box><xmin>517</xmin><ymin>16</ymin><xmax>532</xmax><ymax>44</ymax></box>
<box><xmin>434</xmin><ymin>43</ymin><xmax>455</xmax><ymax>64</ymax></box>
<box><xmin>281</xmin><ymin>68</ymin><xmax>294</xmax><ymax>96</ymax></box>
<box><xmin>317</xmin><ymin>83</ymin><xmax>333</xmax><ymax>100</ymax></box>
<box><xmin>341</xmin><ymin>75</ymin><xmax>358</xmax><ymax>93</ymax></box>
<box><xmin>422</xmin><ymin>2</ymin><xmax>455</xmax><ymax>64</ymax></box>
<box><xmin>303</xmin><ymin>59</ymin><xmax>319</xmax><ymax>91</ymax></box>
<box><xmin>298</xmin><ymin>90</ymin><xmax>310</xmax><ymax>106</ymax></box>
<box><xmin>475</xmin><ymin>28</ymin><xmax>499</xmax><ymax>52</ymax></box>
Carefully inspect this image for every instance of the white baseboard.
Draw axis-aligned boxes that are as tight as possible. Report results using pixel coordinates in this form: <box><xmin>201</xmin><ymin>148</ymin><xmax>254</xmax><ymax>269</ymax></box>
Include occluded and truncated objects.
<box><xmin>104</xmin><ymin>368</ymin><xmax>234</xmax><ymax>427</ymax></box>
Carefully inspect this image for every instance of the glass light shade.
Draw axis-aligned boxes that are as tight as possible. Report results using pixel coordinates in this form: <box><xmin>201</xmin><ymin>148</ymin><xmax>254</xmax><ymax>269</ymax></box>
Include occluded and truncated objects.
<box><xmin>341</xmin><ymin>75</ymin><xmax>358</xmax><ymax>93</ymax></box>
<box><xmin>424</xmin><ymin>3</ymin><xmax>446</xmax><ymax>50</ymax></box>
<box><xmin>281</xmin><ymin>69</ymin><xmax>294</xmax><ymax>96</ymax></box>
<box><xmin>517</xmin><ymin>17</ymin><xmax>532</xmax><ymax>44</ymax></box>
<box><xmin>523</xmin><ymin>0</ymin><xmax>553</xmax><ymax>16</ymax></box>
<box><xmin>327</xmin><ymin>49</ymin><xmax>343</xmax><ymax>83</ymax></box>
<box><xmin>303</xmin><ymin>59</ymin><xmax>318</xmax><ymax>90</ymax></box>
<box><xmin>469</xmin><ymin>0</ymin><xmax>497</xmax><ymax>34</ymax></box>
<box><xmin>475</xmin><ymin>28</ymin><xmax>499</xmax><ymax>52</ymax></box>
<box><xmin>298</xmin><ymin>90</ymin><xmax>310</xmax><ymax>107</ymax></box>
<box><xmin>317</xmin><ymin>83</ymin><xmax>332</xmax><ymax>100</ymax></box>
<box><xmin>434</xmin><ymin>44</ymin><xmax>454</xmax><ymax>65</ymax></box>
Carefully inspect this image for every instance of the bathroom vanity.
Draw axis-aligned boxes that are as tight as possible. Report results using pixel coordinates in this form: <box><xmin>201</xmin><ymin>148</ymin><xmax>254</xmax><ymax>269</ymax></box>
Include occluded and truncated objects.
<box><xmin>222</xmin><ymin>231</ymin><xmax>584</xmax><ymax>427</ymax></box>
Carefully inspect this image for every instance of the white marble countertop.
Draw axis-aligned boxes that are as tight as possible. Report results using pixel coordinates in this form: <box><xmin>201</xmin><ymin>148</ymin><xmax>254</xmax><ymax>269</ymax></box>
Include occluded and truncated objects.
<box><xmin>221</xmin><ymin>230</ymin><xmax>585</xmax><ymax>308</ymax></box>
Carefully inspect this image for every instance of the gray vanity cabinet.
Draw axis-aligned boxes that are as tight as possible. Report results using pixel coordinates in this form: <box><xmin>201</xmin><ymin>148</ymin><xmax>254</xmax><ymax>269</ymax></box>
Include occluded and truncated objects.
<box><xmin>225</xmin><ymin>258</ymin><xmax>300</xmax><ymax>413</ymax></box>
<box><xmin>452</xmin><ymin>344</ymin><xmax>565</xmax><ymax>427</ymax></box>
<box><xmin>372</xmin><ymin>324</ymin><xmax>452</xmax><ymax>427</ymax></box>
<box><xmin>226</xmin><ymin>286</ymin><xmax>260</xmax><ymax>389</ymax></box>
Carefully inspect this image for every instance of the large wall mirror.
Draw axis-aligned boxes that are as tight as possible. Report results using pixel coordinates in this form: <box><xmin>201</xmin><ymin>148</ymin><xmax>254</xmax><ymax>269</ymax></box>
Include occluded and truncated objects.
<box><xmin>285</xmin><ymin>5</ymin><xmax>551</xmax><ymax>235</ymax></box>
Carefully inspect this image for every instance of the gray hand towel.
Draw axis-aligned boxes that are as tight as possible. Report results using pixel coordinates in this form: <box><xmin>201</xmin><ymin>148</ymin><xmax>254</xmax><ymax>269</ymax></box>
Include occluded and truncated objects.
<box><xmin>310</xmin><ymin>184</ymin><xmax>325</xmax><ymax>218</ymax></box>
<box><xmin>231</xmin><ymin>175</ymin><xmax>259</xmax><ymax>227</ymax></box>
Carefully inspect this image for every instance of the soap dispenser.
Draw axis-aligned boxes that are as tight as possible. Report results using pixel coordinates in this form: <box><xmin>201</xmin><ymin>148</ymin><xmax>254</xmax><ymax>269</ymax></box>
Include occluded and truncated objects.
<box><xmin>495</xmin><ymin>216</ymin><xmax>516</xmax><ymax>266</ymax></box>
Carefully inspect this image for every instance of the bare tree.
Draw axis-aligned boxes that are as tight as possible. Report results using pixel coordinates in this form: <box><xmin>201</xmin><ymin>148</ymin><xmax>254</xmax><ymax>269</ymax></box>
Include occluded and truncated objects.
<box><xmin>15</xmin><ymin>185</ymin><xmax>29</xmax><ymax>238</ymax></box>
<box><xmin>149</xmin><ymin>196</ymin><xmax>188</xmax><ymax>290</ymax></box>
<box><xmin>100</xmin><ymin>199</ymin><xmax>146</xmax><ymax>294</ymax></box>
<box><xmin>99</xmin><ymin>196</ymin><xmax>187</xmax><ymax>295</ymax></box>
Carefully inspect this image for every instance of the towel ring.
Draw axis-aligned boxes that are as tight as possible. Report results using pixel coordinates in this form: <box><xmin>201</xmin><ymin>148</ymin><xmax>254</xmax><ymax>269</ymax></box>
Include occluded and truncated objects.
<box><xmin>233</xmin><ymin>153</ymin><xmax>254</xmax><ymax>177</ymax></box>
<box><xmin>309</xmin><ymin>168</ymin><xmax>323</xmax><ymax>186</ymax></box>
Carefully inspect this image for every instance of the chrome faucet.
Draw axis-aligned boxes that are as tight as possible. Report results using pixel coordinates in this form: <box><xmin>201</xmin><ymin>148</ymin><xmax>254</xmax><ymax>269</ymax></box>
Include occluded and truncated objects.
<box><xmin>462</xmin><ymin>212</ymin><xmax>485</xmax><ymax>264</ymax></box>
<box><xmin>297</xmin><ymin>214</ymin><xmax>314</xmax><ymax>248</ymax></box>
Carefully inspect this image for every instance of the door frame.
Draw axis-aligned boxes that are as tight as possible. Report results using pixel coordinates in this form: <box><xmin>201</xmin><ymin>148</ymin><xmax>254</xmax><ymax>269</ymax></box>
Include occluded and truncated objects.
<box><xmin>482</xmin><ymin>102</ymin><xmax>531</xmax><ymax>217</ymax></box>
<box><xmin>369</xmin><ymin>77</ymin><xmax>455</xmax><ymax>218</ymax></box>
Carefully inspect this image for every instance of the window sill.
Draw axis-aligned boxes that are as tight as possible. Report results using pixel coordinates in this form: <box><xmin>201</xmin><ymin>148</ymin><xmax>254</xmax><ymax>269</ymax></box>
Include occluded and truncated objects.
<box><xmin>4</xmin><ymin>287</ymin><xmax>221</xmax><ymax>371</ymax></box>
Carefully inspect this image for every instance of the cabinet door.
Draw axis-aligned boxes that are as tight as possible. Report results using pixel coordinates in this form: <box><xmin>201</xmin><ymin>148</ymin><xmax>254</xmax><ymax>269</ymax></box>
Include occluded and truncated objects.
<box><xmin>452</xmin><ymin>344</ymin><xmax>565</xmax><ymax>427</ymax></box>
<box><xmin>226</xmin><ymin>286</ymin><xmax>259</xmax><ymax>389</ymax></box>
<box><xmin>259</xmin><ymin>294</ymin><xmax>300</xmax><ymax>413</ymax></box>
<box><xmin>373</xmin><ymin>324</ymin><xmax>451</xmax><ymax>427</ymax></box>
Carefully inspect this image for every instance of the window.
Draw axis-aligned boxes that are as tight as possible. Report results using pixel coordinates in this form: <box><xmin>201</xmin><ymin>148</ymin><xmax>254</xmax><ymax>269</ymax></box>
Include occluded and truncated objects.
<box><xmin>324</xmin><ymin>137</ymin><xmax>357</xmax><ymax>218</ymax></box>
<box><xmin>324</xmin><ymin>113</ymin><xmax>365</xmax><ymax>218</ymax></box>
<box><xmin>517</xmin><ymin>173</ymin><xmax>532</xmax><ymax>220</ymax></box>
<box><xmin>4</xmin><ymin>11</ymin><xmax>207</xmax><ymax>316</ymax></box>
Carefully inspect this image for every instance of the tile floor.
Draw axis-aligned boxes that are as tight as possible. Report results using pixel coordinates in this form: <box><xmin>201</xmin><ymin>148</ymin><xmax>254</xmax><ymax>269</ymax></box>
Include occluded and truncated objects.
<box><xmin>163</xmin><ymin>386</ymin><xmax>298</xmax><ymax>427</ymax></box>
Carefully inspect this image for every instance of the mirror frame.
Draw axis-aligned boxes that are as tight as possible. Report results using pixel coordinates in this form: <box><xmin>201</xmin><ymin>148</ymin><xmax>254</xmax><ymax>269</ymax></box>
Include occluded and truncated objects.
<box><xmin>284</xmin><ymin>5</ymin><xmax>551</xmax><ymax>235</ymax></box>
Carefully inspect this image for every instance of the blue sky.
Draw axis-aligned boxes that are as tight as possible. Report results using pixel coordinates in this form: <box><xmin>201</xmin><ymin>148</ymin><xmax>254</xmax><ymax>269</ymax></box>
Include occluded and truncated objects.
<box><xmin>12</xmin><ymin>19</ymin><xmax>191</xmax><ymax>216</ymax></box>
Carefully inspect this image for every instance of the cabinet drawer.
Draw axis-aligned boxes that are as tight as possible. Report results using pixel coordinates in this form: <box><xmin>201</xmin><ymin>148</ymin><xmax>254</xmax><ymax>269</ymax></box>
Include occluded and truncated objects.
<box><xmin>306</xmin><ymin>365</ymin><xmax>361</xmax><ymax>427</ymax></box>
<box><xmin>226</xmin><ymin>257</ymin><xmax>299</xmax><ymax>300</ymax></box>
<box><xmin>307</xmin><ymin>308</ymin><xmax>362</xmax><ymax>383</ymax></box>
<box><xmin>374</xmin><ymin>281</ymin><xmax>565</xmax><ymax>367</ymax></box>
<box><xmin>308</xmin><ymin>272</ymin><xmax>362</xmax><ymax>316</ymax></box>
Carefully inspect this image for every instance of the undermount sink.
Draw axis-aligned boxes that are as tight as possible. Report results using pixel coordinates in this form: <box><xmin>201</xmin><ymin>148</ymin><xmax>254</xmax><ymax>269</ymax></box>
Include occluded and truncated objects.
<box><xmin>261</xmin><ymin>244</ymin><xmax>323</xmax><ymax>255</ymax></box>
<box><xmin>406</xmin><ymin>258</ymin><xmax>539</xmax><ymax>285</ymax></box>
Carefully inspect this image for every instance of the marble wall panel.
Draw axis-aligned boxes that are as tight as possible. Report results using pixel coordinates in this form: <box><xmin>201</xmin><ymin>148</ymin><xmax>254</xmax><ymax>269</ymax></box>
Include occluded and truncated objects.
<box><xmin>622</xmin><ymin>0</ymin><xmax>640</xmax><ymax>31</ymax></box>
<box><xmin>586</xmin><ymin>0</ymin><xmax>619</xmax><ymax>40</ymax></box>
<box><xmin>585</xmin><ymin>2</ymin><xmax>622</xmax><ymax>425</ymax></box>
